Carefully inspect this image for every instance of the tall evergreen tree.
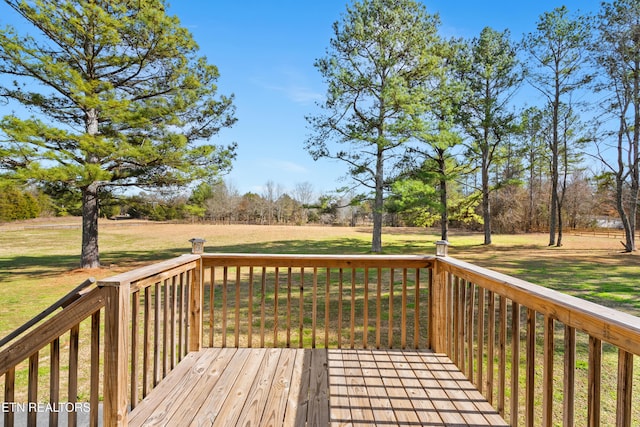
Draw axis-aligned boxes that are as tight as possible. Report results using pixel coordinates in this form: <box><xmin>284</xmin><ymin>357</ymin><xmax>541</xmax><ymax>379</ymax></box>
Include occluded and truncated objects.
<box><xmin>306</xmin><ymin>0</ymin><xmax>444</xmax><ymax>253</ymax></box>
<box><xmin>0</xmin><ymin>0</ymin><xmax>236</xmax><ymax>267</ymax></box>
<box><xmin>522</xmin><ymin>6</ymin><xmax>592</xmax><ymax>247</ymax></box>
<box><xmin>457</xmin><ymin>27</ymin><xmax>522</xmax><ymax>245</ymax></box>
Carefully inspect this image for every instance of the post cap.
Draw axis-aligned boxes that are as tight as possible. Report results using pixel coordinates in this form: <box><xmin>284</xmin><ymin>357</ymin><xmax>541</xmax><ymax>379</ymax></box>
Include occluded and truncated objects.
<box><xmin>435</xmin><ymin>240</ymin><xmax>449</xmax><ymax>257</ymax></box>
<box><xmin>189</xmin><ymin>238</ymin><xmax>206</xmax><ymax>254</ymax></box>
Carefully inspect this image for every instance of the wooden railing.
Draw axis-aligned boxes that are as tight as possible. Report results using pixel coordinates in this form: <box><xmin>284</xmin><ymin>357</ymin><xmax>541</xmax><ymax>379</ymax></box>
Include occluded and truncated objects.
<box><xmin>1</xmin><ymin>250</ymin><xmax>639</xmax><ymax>426</ymax></box>
<box><xmin>431</xmin><ymin>256</ymin><xmax>640</xmax><ymax>427</ymax></box>
<box><xmin>0</xmin><ymin>254</ymin><xmax>200</xmax><ymax>427</ymax></box>
<box><xmin>199</xmin><ymin>254</ymin><xmax>434</xmax><ymax>350</ymax></box>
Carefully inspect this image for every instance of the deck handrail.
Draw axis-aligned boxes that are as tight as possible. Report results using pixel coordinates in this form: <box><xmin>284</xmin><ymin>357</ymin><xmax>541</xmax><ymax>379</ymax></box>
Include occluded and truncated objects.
<box><xmin>437</xmin><ymin>256</ymin><xmax>640</xmax><ymax>354</ymax></box>
<box><xmin>0</xmin><ymin>278</ymin><xmax>96</xmax><ymax>349</ymax></box>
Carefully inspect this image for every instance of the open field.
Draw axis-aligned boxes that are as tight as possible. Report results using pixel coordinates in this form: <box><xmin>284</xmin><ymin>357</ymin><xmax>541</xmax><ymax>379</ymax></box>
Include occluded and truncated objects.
<box><xmin>1</xmin><ymin>217</ymin><xmax>639</xmax><ymax>337</ymax></box>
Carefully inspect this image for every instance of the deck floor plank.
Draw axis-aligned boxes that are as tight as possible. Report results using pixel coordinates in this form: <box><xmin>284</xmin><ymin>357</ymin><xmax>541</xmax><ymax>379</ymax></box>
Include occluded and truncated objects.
<box><xmin>234</xmin><ymin>348</ymin><xmax>286</xmax><ymax>426</ymax></box>
<box><xmin>162</xmin><ymin>347</ymin><xmax>237</xmax><ymax>426</ymax></box>
<box><xmin>256</xmin><ymin>348</ymin><xmax>298</xmax><ymax>426</ymax></box>
<box><xmin>358</xmin><ymin>350</ymin><xmax>398</xmax><ymax>425</ymax></box>
<box><xmin>210</xmin><ymin>348</ymin><xmax>270</xmax><ymax>427</ymax></box>
<box><xmin>129</xmin><ymin>348</ymin><xmax>509</xmax><ymax>426</ymax></box>
<box><xmin>306</xmin><ymin>348</ymin><xmax>330</xmax><ymax>426</ymax></box>
<box><xmin>128</xmin><ymin>348</ymin><xmax>222</xmax><ymax>426</ymax></box>
<box><xmin>343</xmin><ymin>349</ymin><xmax>375</xmax><ymax>425</ymax></box>
<box><xmin>190</xmin><ymin>347</ymin><xmax>258</xmax><ymax>426</ymax></box>
<box><xmin>389</xmin><ymin>350</ymin><xmax>445</xmax><ymax>425</ymax></box>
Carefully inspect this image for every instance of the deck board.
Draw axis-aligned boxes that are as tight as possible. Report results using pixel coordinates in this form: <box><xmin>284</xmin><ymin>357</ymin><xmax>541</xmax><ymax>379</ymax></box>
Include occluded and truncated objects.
<box><xmin>129</xmin><ymin>348</ymin><xmax>508</xmax><ymax>426</ymax></box>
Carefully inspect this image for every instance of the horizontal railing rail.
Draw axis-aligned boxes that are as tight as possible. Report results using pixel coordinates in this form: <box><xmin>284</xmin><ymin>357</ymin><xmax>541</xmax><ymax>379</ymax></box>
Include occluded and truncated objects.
<box><xmin>432</xmin><ymin>255</ymin><xmax>640</xmax><ymax>427</ymax></box>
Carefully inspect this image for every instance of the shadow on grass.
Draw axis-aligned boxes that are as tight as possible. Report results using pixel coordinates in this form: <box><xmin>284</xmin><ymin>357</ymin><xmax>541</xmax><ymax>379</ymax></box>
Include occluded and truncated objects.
<box><xmin>0</xmin><ymin>248</ymin><xmax>187</xmax><ymax>281</ymax></box>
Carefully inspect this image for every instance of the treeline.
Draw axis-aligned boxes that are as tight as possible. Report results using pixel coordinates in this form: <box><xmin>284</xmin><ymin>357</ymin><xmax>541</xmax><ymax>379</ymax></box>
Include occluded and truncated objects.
<box><xmin>0</xmin><ymin>172</ymin><xmax>617</xmax><ymax>233</ymax></box>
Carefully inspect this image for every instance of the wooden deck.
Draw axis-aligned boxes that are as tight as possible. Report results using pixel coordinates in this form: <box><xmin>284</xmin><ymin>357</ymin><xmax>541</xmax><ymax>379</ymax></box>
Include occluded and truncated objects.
<box><xmin>128</xmin><ymin>348</ymin><xmax>508</xmax><ymax>426</ymax></box>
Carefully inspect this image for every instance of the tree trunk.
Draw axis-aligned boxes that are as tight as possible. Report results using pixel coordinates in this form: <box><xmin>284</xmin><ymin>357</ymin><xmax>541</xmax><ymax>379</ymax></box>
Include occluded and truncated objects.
<box><xmin>556</xmin><ymin>202</ymin><xmax>563</xmax><ymax>247</ymax></box>
<box><xmin>438</xmin><ymin>156</ymin><xmax>448</xmax><ymax>241</ymax></box>
<box><xmin>81</xmin><ymin>183</ymin><xmax>100</xmax><ymax>269</ymax></box>
<box><xmin>482</xmin><ymin>157</ymin><xmax>491</xmax><ymax>245</ymax></box>
<box><xmin>371</xmin><ymin>148</ymin><xmax>384</xmax><ymax>253</ymax></box>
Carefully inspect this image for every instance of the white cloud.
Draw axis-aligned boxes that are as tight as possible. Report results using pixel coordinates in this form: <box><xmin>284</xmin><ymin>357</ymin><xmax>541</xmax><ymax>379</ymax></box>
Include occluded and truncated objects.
<box><xmin>253</xmin><ymin>66</ymin><xmax>323</xmax><ymax>105</ymax></box>
<box><xmin>263</xmin><ymin>159</ymin><xmax>308</xmax><ymax>174</ymax></box>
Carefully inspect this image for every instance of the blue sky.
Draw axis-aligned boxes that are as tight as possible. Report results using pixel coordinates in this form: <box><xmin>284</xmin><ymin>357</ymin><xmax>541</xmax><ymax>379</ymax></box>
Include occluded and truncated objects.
<box><xmin>166</xmin><ymin>0</ymin><xmax>603</xmax><ymax>197</ymax></box>
<box><xmin>0</xmin><ymin>1</ymin><xmax>604</xmax><ymax>197</ymax></box>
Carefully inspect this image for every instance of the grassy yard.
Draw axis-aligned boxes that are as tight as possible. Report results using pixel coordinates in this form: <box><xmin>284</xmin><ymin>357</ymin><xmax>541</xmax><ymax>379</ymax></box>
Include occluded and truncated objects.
<box><xmin>1</xmin><ymin>218</ymin><xmax>638</xmax><ymax>336</ymax></box>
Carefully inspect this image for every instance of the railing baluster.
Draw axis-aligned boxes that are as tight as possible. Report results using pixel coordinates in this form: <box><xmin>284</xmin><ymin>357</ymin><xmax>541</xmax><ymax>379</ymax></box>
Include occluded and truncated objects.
<box><xmin>616</xmin><ymin>349</ymin><xmax>633</xmax><ymax>427</ymax></box>
<box><xmin>563</xmin><ymin>325</ymin><xmax>576</xmax><ymax>427</ymax></box>
<box><xmin>414</xmin><ymin>268</ymin><xmax>420</xmax><ymax>349</ymax></box>
<box><xmin>274</xmin><ymin>267</ymin><xmax>279</xmax><ymax>347</ymax></box>
<box><xmin>487</xmin><ymin>290</ymin><xmax>495</xmax><ymax>404</ymax></box>
<box><xmin>466</xmin><ymin>282</ymin><xmax>475</xmax><ymax>381</ymax></box>
<box><xmin>338</xmin><ymin>268</ymin><xmax>343</xmax><ymax>349</ymax></box>
<box><xmin>143</xmin><ymin>286</ymin><xmax>151</xmax><ymax>397</ymax></box>
<box><xmin>312</xmin><ymin>267</ymin><xmax>318</xmax><ymax>348</ymax></box>
<box><xmin>171</xmin><ymin>275</ymin><xmax>177</xmax><ymax>368</ymax></box>
<box><xmin>154</xmin><ymin>282</ymin><xmax>160</xmax><ymax>385</ymax></box>
<box><xmin>542</xmin><ymin>316</ymin><xmax>554</xmax><ymax>427</ymax></box>
<box><xmin>248</xmin><ymin>267</ymin><xmax>254</xmax><ymax>348</ymax></box>
<box><xmin>90</xmin><ymin>310</ymin><xmax>100</xmax><ymax>427</ymax></box>
<box><xmin>325</xmin><ymin>267</ymin><xmax>330</xmax><ymax>348</ymax></box>
<box><xmin>4</xmin><ymin>367</ymin><xmax>15</xmax><ymax>427</ymax></box>
<box><xmin>261</xmin><ymin>267</ymin><xmax>266</xmax><ymax>348</ymax></box>
<box><xmin>376</xmin><ymin>267</ymin><xmax>382</xmax><ymax>349</ymax></box>
<box><xmin>163</xmin><ymin>278</ymin><xmax>169</xmax><ymax>377</ymax></box>
<box><xmin>477</xmin><ymin>286</ymin><xmax>485</xmax><ymax>394</ymax></box>
<box><xmin>388</xmin><ymin>268</ymin><xmax>394</xmax><ymax>348</ymax></box>
<box><xmin>286</xmin><ymin>268</ymin><xmax>292</xmax><ymax>348</ymax></box>
<box><xmin>235</xmin><ymin>266</ymin><xmax>241</xmax><ymax>348</ymax></box>
<box><xmin>525</xmin><ymin>309</ymin><xmax>535</xmax><ymax>427</ymax></box>
<box><xmin>588</xmin><ymin>336</ymin><xmax>602</xmax><ymax>427</ymax></box>
<box><xmin>350</xmin><ymin>268</ymin><xmax>356</xmax><ymax>349</ymax></box>
<box><xmin>28</xmin><ymin>352</ymin><xmax>38</xmax><ymax>426</ymax></box>
<box><xmin>453</xmin><ymin>277</ymin><xmax>460</xmax><ymax>364</ymax></box>
<box><xmin>179</xmin><ymin>272</ymin><xmax>186</xmax><ymax>359</ymax></box>
<box><xmin>209</xmin><ymin>267</ymin><xmax>215</xmax><ymax>347</ymax></box>
<box><xmin>222</xmin><ymin>267</ymin><xmax>228</xmax><ymax>348</ymax></box>
<box><xmin>459</xmin><ymin>279</ymin><xmax>466</xmax><ymax>375</ymax></box>
<box><xmin>131</xmin><ymin>291</ymin><xmax>140</xmax><ymax>409</ymax></box>
<box><xmin>447</xmin><ymin>272</ymin><xmax>453</xmax><ymax>356</ymax></box>
<box><xmin>68</xmin><ymin>324</ymin><xmax>79</xmax><ymax>427</ymax></box>
<box><xmin>401</xmin><ymin>268</ymin><xmax>407</xmax><ymax>350</ymax></box>
<box><xmin>49</xmin><ymin>338</ymin><xmax>60</xmax><ymax>426</ymax></box>
<box><xmin>511</xmin><ymin>301</ymin><xmax>520</xmax><ymax>427</ymax></box>
<box><xmin>498</xmin><ymin>295</ymin><xmax>507</xmax><ymax>417</ymax></box>
<box><xmin>299</xmin><ymin>267</ymin><xmax>304</xmax><ymax>349</ymax></box>
<box><xmin>364</xmin><ymin>268</ymin><xmax>370</xmax><ymax>349</ymax></box>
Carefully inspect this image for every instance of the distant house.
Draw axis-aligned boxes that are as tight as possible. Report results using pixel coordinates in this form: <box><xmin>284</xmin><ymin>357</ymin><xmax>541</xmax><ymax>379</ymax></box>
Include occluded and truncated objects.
<box><xmin>596</xmin><ymin>216</ymin><xmax>623</xmax><ymax>229</ymax></box>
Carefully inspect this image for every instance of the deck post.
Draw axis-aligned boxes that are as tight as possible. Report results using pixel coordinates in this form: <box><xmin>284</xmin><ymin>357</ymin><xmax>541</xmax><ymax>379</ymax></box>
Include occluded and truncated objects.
<box><xmin>189</xmin><ymin>255</ymin><xmax>203</xmax><ymax>351</ymax></box>
<box><xmin>431</xmin><ymin>244</ymin><xmax>449</xmax><ymax>353</ymax></box>
<box><xmin>101</xmin><ymin>280</ymin><xmax>130</xmax><ymax>427</ymax></box>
